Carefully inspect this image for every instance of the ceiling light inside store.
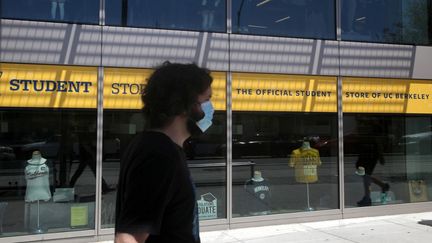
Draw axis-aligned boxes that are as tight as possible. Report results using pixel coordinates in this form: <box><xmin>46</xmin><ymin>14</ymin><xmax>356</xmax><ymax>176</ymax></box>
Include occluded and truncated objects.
<box><xmin>356</xmin><ymin>17</ymin><xmax>366</xmax><ymax>21</ymax></box>
<box><xmin>257</xmin><ymin>0</ymin><xmax>272</xmax><ymax>7</ymax></box>
<box><xmin>248</xmin><ymin>25</ymin><xmax>268</xmax><ymax>29</ymax></box>
<box><xmin>275</xmin><ymin>16</ymin><xmax>291</xmax><ymax>23</ymax></box>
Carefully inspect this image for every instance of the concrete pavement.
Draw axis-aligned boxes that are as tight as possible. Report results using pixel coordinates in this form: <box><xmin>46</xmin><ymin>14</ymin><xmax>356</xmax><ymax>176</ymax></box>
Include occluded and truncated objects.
<box><xmin>94</xmin><ymin>212</ymin><xmax>432</xmax><ymax>243</ymax></box>
<box><xmin>200</xmin><ymin>212</ymin><xmax>432</xmax><ymax>243</ymax></box>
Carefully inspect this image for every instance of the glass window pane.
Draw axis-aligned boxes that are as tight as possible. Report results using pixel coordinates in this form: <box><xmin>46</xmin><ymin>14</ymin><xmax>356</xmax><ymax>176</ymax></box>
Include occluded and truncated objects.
<box><xmin>341</xmin><ymin>0</ymin><xmax>432</xmax><ymax>45</ymax></box>
<box><xmin>0</xmin><ymin>64</ymin><xmax>97</xmax><ymax>237</ymax></box>
<box><xmin>105</xmin><ymin>0</ymin><xmax>226</xmax><ymax>32</ymax></box>
<box><xmin>232</xmin><ymin>0</ymin><xmax>335</xmax><ymax>39</ymax></box>
<box><xmin>187</xmin><ymin>111</ymin><xmax>227</xmax><ymax>220</ymax></box>
<box><xmin>101</xmin><ymin>68</ymin><xmax>227</xmax><ymax>228</ymax></box>
<box><xmin>0</xmin><ymin>0</ymin><xmax>100</xmax><ymax>24</ymax></box>
<box><xmin>232</xmin><ymin>73</ymin><xmax>339</xmax><ymax>217</ymax></box>
<box><xmin>343</xmin><ymin>77</ymin><xmax>432</xmax><ymax>207</ymax></box>
<box><xmin>344</xmin><ymin>115</ymin><xmax>432</xmax><ymax>206</ymax></box>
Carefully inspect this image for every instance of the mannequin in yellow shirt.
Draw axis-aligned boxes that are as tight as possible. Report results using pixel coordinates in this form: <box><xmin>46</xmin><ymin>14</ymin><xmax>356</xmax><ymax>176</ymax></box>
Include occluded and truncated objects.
<box><xmin>289</xmin><ymin>140</ymin><xmax>322</xmax><ymax>210</ymax></box>
<box><xmin>289</xmin><ymin>141</ymin><xmax>322</xmax><ymax>183</ymax></box>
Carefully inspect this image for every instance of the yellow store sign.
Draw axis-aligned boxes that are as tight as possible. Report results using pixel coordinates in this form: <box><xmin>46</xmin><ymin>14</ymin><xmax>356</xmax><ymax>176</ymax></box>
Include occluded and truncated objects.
<box><xmin>103</xmin><ymin>68</ymin><xmax>151</xmax><ymax>110</ymax></box>
<box><xmin>232</xmin><ymin>73</ymin><xmax>337</xmax><ymax>112</ymax></box>
<box><xmin>3</xmin><ymin>63</ymin><xmax>429</xmax><ymax>114</ymax></box>
<box><xmin>343</xmin><ymin>77</ymin><xmax>432</xmax><ymax>114</ymax></box>
<box><xmin>0</xmin><ymin>63</ymin><xmax>97</xmax><ymax>109</ymax></box>
<box><xmin>103</xmin><ymin>68</ymin><xmax>226</xmax><ymax>110</ymax></box>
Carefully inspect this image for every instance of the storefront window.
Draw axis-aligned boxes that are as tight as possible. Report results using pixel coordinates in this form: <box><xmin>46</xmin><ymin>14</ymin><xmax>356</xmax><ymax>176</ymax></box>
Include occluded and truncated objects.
<box><xmin>341</xmin><ymin>0</ymin><xmax>432</xmax><ymax>45</ymax></box>
<box><xmin>0</xmin><ymin>63</ymin><xmax>97</xmax><ymax>237</ymax></box>
<box><xmin>343</xmin><ymin>77</ymin><xmax>432</xmax><ymax>207</ymax></box>
<box><xmin>232</xmin><ymin>0</ymin><xmax>335</xmax><ymax>39</ymax></box>
<box><xmin>231</xmin><ymin>73</ymin><xmax>339</xmax><ymax>217</ymax></box>
<box><xmin>105</xmin><ymin>0</ymin><xmax>226</xmax><ymax>32</ymax></box>
<box><xmin>0</xmin><ymin>0</ymin><xmax>100</xmax><ymax>24</ymax></box>
<box><xmin>101</xmin><ymin>68</ymin><xmax>227</xmax><ymax>228</ymax></box>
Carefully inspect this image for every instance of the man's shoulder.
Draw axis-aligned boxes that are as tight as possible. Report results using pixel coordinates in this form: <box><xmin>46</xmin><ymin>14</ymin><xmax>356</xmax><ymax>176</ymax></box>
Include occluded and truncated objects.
<box><xmin>124</xmin><ymin>131</ymin><xmax>181</xmax><ymax>167</ymax></box>
<box><xmin>130</xmin><ymin>131</ymin><xmax>178</xmax><ymax>153</ymax></box>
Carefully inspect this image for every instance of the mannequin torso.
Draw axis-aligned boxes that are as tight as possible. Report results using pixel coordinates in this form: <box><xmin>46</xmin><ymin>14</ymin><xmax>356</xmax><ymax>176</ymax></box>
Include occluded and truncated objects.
<box><xmin>25</xmin><ymin>151</ymin><xmax>51</xmax><ymax>202</ymax></box>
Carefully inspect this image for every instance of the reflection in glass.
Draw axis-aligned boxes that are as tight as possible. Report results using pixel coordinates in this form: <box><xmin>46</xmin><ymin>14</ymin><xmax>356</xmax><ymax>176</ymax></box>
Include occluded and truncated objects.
<box><xmin>344</xmin><ymin>115</ymin><xmax>432</xmax><ymax>207</ymax></box>
<box><xmin>0</xmin><ymin>109</ymin><xmax>96</xmax><ymax>237</ymax></box>
<box><xmin>186</xmin><ymin>111</ymin><xmax>227</xmax><ymax>220</ymax></box>
<box><xmin>232</xmin><ymin>0</ymin><xmax>335</xmax><ymax>39</ymax></box>
<box><xmin>232</xmin><ymin>112</ymin><xmax>339</xmax><ymax>217</ymax></box>
<box><xmin>101</xmin><ymin>110</ymin><xmax>140</xmax><ymax>228</ymax></box>
<box><xmin>0</xmin><ymin>0</ymin><xmax>100</xmax><ymax>24</ymax></box>
<box><xmin>105</xmin><ymin>0</ymin><xmax>226</xmax><ymax>32</ymax></box>
<box><xmin>341</xmin><ymin>0</ymin><xmax>432</xmax><ymax>45</ymax></box>
<box><xmin>101</xmin><ymin>110</ymin><xmax>227</xmax><ymax>227</ymax></box>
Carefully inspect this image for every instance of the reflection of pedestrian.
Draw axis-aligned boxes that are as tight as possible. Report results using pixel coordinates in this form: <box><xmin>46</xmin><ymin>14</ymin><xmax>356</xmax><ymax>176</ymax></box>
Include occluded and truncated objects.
<box><xmin>201</xmin><ymin>0</ymin><xmax>221</xmax><ymax>30</ymax></box>
<box><xmin>69</xmin><ymin>127</ymin><xmax>113</xmax><ymax>194</ymax></box>
<box><xmin>356</xmin><ymin>137</ymin><xmax>389</xmax><ymax>206</ymax></box>
<box><xmin>51</xmin><ymin>0</ymin><xmax>66</xmax><ymax>20</ymax></box>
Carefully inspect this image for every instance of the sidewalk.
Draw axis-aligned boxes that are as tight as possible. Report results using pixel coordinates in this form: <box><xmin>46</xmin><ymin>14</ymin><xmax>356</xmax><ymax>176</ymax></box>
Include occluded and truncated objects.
<box><xmin>200</xmin><ymin>212</ymin><xmax>432</xmax><ymax>243</ymax></box>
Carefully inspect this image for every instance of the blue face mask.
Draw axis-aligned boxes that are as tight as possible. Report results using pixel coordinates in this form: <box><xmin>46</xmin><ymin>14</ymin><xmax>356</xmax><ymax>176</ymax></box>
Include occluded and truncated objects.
<box><xmin>196</xmin><ymin>101</ymin><xmax>214</xmax><ymax>132</ymax></box>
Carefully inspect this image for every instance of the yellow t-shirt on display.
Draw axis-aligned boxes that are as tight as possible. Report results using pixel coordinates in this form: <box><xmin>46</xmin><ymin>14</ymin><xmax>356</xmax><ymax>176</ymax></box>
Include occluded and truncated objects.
<box><xmin>289</xmin><ymin>148</ymin><xmax>322</xmax><ymax>183</ymax></box>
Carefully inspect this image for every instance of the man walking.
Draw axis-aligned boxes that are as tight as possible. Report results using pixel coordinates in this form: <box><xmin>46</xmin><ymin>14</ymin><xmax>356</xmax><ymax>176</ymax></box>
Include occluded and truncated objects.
<box><xmin>115</xmin><ymin>62</ymin><xmax>214</xmax><ymax>243</ymax></box>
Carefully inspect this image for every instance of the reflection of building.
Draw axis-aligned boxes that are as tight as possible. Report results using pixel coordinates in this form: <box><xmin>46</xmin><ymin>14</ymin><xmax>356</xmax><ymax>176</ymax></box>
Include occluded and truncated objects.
<box><xmin>1</xmin><ymin>0</ymin><xmax>432</xmax><ymax>242</ymax></box>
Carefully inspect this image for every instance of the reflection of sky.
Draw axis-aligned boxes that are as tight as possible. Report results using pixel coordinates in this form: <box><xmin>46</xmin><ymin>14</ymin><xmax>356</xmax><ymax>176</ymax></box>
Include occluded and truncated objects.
<box><xmin>1</xmin><ymin>0</ymin><xmax>99</xmax><ymax>24</ymax></box>
<box><xmin>341</xmin><ymin>0</ymin><xmax>430</xmax><ymax>44</ymax></box>
<box><xmin>232</xmin><ymin>0</ymin><xmax>335</xmax><ymax>39</ymax></box>
<box><xmin>105</xmin><ymin>0</ymin><xmax>226</xmax><ymax>32</ymax></box>
<box><xmin>2</xmin><ymin>1</ymin><xmax>227</xmax><ymax>34</ymax></box>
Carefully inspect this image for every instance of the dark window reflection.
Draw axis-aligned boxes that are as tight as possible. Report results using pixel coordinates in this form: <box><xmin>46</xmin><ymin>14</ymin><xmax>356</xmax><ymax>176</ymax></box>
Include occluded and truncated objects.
<box><xmin>342</xmin><ymin>0</ymin><xmax>432</xmax><ymax>45</ymax></box>
<box><xmin>0</xmin><ymin>0</ymin><xmax>99</xmax><ymax>24</ymax></box>
<box><xmin>232</xmin><ymin>0</ymin><xmax>335</xmax><ymax>39</ymax></box>
<box><xmin>0</xmin><ymin>109</ymin><xmax>96</xmax><ymax>236</ymax></box>
<box><xmin>232</xmin><ymin>112</ymin><xmax>339</xmax><ymax>217</ymax></box>
<box><xmin>105</xmin><ymin>0</ymin><xmax>226</xmax><ymax>32</ymax></box>
<box><xmin>344</xmin><ymin>114</ymin><xmax>432</xmax><ymax>207</ymax></box>
<box><xmin>101</xmin><ymin>110</ymin><xmax>227</xmax><ymax>227</ymax></box>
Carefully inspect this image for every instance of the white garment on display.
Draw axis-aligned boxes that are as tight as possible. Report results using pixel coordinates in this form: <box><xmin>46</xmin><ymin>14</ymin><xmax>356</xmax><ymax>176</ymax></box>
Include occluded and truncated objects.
<box><xmin>25</xmin><ymin>152</ymin><xmax>51</xmax><ymax>203</ymax></box>
<box><xmin>251</xmin><ymin>171</ymin><xmax>264</xmax><ymax>182</ymax></box>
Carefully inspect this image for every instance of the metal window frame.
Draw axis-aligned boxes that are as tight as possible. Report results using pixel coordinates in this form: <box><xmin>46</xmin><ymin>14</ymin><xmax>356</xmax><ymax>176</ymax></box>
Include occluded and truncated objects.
<box><xmin>95</xmin><ymin>0</ymin><xmax>105</xmax><ymax>236</ymax></box>
<box><xmin>226</xmin><ymin>0</ymin><xmax>233</xmax><ymax>229</ymax></box>
<box><xmin>95</xmin><ymin>66</ymin><xmax>104</xmax><ymax>236</ymax></box>
<box><xmin>336</xmin><ymin>0</ymin><xmax>345</xmax><ymax>215</ymax></box>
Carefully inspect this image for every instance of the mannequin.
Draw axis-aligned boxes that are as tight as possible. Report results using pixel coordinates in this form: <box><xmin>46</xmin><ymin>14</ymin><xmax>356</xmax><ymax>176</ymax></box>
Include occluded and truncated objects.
<box><xmin>25</xmin><ymin>151</ymin><xmax>51</xmax><ymax>203</ymax></box>
<box><xmin>289</xmin><ymin>139</ymin><xmax>321</xmax><ymax>183</ymax></box>
<box><xmin>289</xmin><ymin>139</ymin><xmax>322</xmax><ymax>210</ymax></box>
<box><xmin>244</xmin><ymin>171</ymin><xmax>271</xmax><ymax>215</ymax></box>
<box><xmin>25</xmin><ymin>150</ymin><xmax>51</xmax><ymax>233</ymax></box>
<box><xmin>201</xmin><ymin>0</ymin><xmax>221</xmax><ymax>30</ymax></box>
<box><xmin>51</xmin><ymin>0</ymin><xmax>66</xmax><ymax>20</ymax></box>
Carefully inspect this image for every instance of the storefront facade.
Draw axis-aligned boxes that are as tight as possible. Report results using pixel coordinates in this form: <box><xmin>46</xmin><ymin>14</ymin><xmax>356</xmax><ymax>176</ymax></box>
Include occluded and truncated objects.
<box><xmin>1</xmin><ymin>0</ymin><xmax>432</xmax><ymax>242</ymax></box>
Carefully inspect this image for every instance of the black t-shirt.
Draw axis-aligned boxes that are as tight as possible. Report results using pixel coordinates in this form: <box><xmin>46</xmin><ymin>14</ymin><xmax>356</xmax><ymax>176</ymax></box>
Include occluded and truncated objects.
<box><xmin>244</xmin><ymin>179</ymin><xmax>271</xmax><ymax>214</ymax></box>
<box><xmin>115</xmin><ymin>131</ymin><xmax>200</xmax><ymax>243</ymax></box>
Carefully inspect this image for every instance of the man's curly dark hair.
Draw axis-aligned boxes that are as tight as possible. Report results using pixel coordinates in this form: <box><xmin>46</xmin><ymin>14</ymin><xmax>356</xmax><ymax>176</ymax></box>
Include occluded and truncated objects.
<box><xmin>142</xmin><ymin>61</ymin><xmax>213</xmax><ymax>129</ymax></box>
